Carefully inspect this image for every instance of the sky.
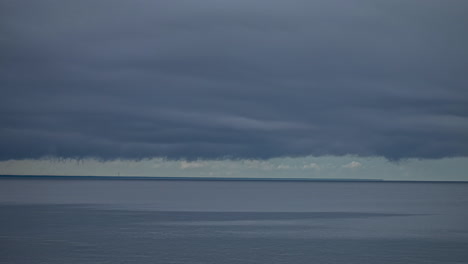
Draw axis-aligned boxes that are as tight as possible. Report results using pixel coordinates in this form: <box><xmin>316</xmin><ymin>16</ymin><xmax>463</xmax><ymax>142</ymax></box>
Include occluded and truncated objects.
<box><xmin>1</xmin><ymin>0</ymin><xmax>467</xmax><ymax>180</ymax></box>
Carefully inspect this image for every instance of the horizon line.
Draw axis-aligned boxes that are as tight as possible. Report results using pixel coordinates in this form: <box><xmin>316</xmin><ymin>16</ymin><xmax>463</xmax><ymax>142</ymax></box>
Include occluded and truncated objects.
<box><xmin>1</xmin><ymin>175</ymin><xmax>467</xmax><ymax>183</ymax></box>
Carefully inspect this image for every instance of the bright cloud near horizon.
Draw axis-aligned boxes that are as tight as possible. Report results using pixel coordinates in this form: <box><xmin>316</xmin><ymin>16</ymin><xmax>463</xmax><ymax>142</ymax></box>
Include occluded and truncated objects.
<box><xmin>1</xmin><ymin>156</ymin><xmax>468</xmax><ymax>181</ymax></box>
<box><xmin>1</xmin><ymin>0</ymin><xmax>467</xmax><ymax>180</ymax></box>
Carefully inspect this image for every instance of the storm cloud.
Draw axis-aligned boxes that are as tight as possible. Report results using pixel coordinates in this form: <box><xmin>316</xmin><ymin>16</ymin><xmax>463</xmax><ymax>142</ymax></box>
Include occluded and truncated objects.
<box><xmin>1</xmin><ymin>0</ymin><xmax>467</xmax><ymax>160</ymax></box>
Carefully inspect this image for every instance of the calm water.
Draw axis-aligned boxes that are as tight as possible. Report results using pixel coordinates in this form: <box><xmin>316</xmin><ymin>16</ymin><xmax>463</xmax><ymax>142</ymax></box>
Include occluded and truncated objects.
<box><xmin>1</xmin><ymin>179</ymin><xmax>468</xmax><ymax>264</ymax></box>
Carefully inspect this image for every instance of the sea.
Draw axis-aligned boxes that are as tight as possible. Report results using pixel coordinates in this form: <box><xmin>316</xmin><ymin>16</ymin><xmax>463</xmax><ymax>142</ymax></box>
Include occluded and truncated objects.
<box><xmin>1</xmin><ymin>178</ymin><xmax>468</xmax><ymax>264</ymax></box>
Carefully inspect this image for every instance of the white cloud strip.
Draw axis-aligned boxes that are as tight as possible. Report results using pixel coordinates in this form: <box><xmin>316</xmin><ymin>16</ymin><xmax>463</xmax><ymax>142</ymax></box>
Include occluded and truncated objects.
<box><xmin>1</xmin><ymin>156</ymin><xmax>468</xmax><ymax>181</ymax></box>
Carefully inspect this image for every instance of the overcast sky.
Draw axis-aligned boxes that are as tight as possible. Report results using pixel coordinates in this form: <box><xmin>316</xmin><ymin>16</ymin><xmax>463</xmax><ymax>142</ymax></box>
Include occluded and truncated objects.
<box><xmin>1</xmin><ymin>0</ymin><xmax>467</xmax><ymax>179</ymax></box>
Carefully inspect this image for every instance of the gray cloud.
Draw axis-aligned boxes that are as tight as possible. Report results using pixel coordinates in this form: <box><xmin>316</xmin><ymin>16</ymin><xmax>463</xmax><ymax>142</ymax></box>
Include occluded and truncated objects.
<box><xmin>1</xmin><ymin>0</ymin><xmax>467</xmax><ymax>160</ymax></box>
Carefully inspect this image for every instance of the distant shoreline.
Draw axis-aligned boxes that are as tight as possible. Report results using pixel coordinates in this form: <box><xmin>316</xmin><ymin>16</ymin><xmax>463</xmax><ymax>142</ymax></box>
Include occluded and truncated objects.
<box><xmin>0</xmin><ymin>175</ymin><xmax>467</xmax><ymax>183</ymax></box>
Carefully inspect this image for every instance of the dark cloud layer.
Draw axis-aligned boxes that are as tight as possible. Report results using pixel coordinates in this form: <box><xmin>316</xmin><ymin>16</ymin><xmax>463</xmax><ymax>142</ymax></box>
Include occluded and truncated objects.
<box><xmin>1</xmin><ymin>0</ymin><xmax>467</xmax><ymax>160</ymax></box>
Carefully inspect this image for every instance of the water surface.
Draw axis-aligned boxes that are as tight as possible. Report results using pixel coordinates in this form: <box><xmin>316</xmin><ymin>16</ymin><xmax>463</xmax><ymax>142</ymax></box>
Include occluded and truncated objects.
<box><xmin>1</xmin><ymin>179</ymin><xmax>467</xmax><ymax>263</ymax></box>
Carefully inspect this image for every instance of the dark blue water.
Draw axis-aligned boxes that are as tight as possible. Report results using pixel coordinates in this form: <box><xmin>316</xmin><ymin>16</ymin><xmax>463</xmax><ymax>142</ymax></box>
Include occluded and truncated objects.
<box><xmin>1</xmin><ymin>179</ymin><xmax>468</xmax><ymax>263</ymax></box>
